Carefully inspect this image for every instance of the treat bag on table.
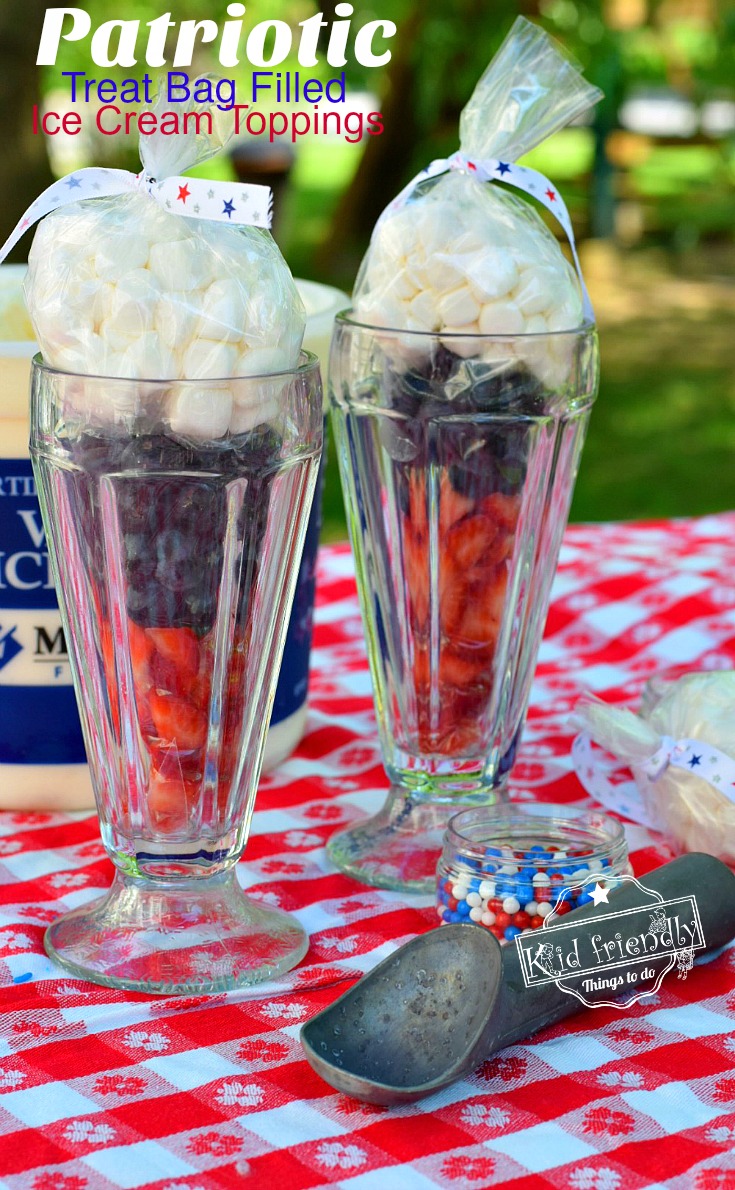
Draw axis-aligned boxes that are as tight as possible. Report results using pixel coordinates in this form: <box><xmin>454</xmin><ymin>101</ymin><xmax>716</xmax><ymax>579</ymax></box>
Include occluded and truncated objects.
<box><xmin>5</xmin><ymin>80</ymin><xmax>323</xmax><ymax>993</ymax></box>
<box><xmin>328</xmin><ymin>18</ymin><xmax>601</xmax><ymax>892</ymax></box>
<box><xmin>573</xmin><ymin>672</ymin><xmax>735</xmax><ymax>868</ymax></box>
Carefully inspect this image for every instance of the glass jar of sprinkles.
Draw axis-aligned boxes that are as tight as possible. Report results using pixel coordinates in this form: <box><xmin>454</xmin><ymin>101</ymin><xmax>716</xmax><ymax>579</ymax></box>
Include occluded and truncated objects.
<box><xmin>436</xmin><ymin>803</ymin><xmax>632</xmax><ymax>944</ymax></box>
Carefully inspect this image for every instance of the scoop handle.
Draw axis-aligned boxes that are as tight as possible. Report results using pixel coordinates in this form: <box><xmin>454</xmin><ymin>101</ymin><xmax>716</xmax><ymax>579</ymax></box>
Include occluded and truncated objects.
<box><xmin>485</xmin><ymin>851</ymin><xmax>735</xmax><ymax>1056</ymax></box>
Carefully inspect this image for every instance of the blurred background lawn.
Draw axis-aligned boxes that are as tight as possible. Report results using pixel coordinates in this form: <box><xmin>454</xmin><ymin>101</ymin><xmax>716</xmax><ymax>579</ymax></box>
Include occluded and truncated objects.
<box><xmin>3</xmin><ymin>0</ymin><xmax>734</xmax><ymax>540</ymax></box>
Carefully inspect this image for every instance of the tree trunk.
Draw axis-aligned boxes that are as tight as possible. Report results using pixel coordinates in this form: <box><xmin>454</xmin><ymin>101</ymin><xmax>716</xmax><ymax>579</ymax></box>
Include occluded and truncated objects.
<box><xmin>0</xmin><ymin>2</ymin><xmax>54</xmax><ymax>262</ymax></box>
<box><xmin>315</xmin><ymin>8</ymin><xmax>423</xmax><ymax>281</ymax></box>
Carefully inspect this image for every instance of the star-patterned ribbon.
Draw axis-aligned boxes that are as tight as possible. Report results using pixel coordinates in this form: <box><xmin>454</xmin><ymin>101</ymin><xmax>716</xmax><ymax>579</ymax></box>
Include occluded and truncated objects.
<box><xmin>388</xmin><ymin>150</ymin><xmax>594</xmax><ymax>323</ymax></box>
<box><xmin>0</xmin><ymin>166</ymin><xmax>273</xmax><ymax>265</ymax></box>
<box><xmin>572</xmin><ymin>731</ymin><xmax>735</xmax><ymax>830</ymax></box>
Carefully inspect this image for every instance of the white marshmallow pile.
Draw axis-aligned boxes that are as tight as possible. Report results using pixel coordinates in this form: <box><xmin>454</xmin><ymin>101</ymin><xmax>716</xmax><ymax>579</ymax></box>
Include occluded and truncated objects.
<box><xmin>353</xmin><ymin>172</ymin><xmax>584</xmax><ymax>387</ymax></box>
<box><xmin>25</xmin><ymin>192</ymin><xmax>305</xmax><ymax>440</ymax></box>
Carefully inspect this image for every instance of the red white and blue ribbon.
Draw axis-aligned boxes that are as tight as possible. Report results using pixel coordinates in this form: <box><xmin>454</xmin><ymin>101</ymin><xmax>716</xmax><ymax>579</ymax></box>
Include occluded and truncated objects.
<box><xmin>389</xmin><ymin>149</ymin><xmax>594</xmax><ymax>323</ymax></box>
<box><xmin>572</xmin><ymin>731</ymin><xmax>735</xmax><ymax>829</ymax></box>
<box><xmin>0</xmin><ymin>166</ymin><xmax>272</xmax><ymax>265</ymax></box>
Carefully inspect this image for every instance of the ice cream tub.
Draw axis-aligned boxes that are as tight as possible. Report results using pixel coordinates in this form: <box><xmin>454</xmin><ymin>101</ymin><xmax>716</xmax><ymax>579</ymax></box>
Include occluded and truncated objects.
<box><xmin>0</xmin><ymin>263</ymin><xmax>346</xmax><ymax>803</ymax></box>
<box><xmin>0</xmin><ymin>265</ymin><xmax>92</xmax><ymax>808</ymax></box>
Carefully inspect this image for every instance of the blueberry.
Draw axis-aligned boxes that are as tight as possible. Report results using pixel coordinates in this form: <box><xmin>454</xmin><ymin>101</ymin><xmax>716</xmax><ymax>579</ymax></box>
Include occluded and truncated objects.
<box><xmin>124</xmin><ymin>532</ymin><xmax>148</xmax><ymax>562</ymax></box>
<box><xmin>232</xmin><ymin>426</ymin><xmax>281</xmax><ymax>470</ymax></box>
<box><xmin>120</xmin><ymin>433</ymin><xmax>196</xmax><ymax>473</ymax></box>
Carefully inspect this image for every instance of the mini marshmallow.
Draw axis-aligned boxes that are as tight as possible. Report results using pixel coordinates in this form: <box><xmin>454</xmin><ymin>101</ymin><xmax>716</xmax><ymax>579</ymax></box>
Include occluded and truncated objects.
<box><xmin>97</xmin><ymin>319</ymin><xmax>145</xmax><ymax>354</ymax></box>
<box><xmin>513</xmin><ymin>267</ymin><xmax>558</xmax><ymax>318</ymax></box>
<box><xmin>54</xmin><ymin>330</ymin><xmax>107</xmax><ymax>375</ymax></box>
<box><xmin>478</xmin><ymin>300</ymin><xmax>525</xmax><ymax>335</ymax></box>
<box><xmin>409</xmin><ymin>291</ymin><xmax>440</xmax><ymax>331</ymax></box>
<box><xmin>384</xmin><ymin>270</ymin><xmax>416</xmax><ymax>302</ymax></box>
<box><xmin>376</xmin><ymin>211</ymin><xmax>420</xmax><ymax>261</ymax></box>
<box><xmin>170</xmin><ymin>386</ymin><xmax>233</xmax><ymax>440</ymax></box>
<box><xmin>198</xmin><ymin>278</ymin><xmax>249</xmax><ymax>343</ymax></box>
<box><xmin>438</xmin><ymin>286</ymin><xmax>480</xmax><ymax>328</ymax></box>
<box><xmin>148</xmin><ymin>238</ymin><xmax>214</xmax><ymax>291</ymax></box>
<box><xmin>525</xmin><ymin>314</ymin><xmax>548</xmax><ymax>334</ymax></box>
<box><xmin>354</xmin><ymin>295</ymin><xmax>407</xmax><ymax>331</ymax></box>
<box><xmin>235</xmin><ymin>347</ymin><xmax>290</xmax><ymax>377</ymax></box>
<box><xmin>95</xmin><ymin>235</ymin><xmax>149</xmax><ymax>281</ymax></box>
<box><xmin>547</xmin><ymin>294</ymin><xmax>583</xmax><ymax>332</ymax></box>
<box><xmin>405</xmin><ymin>258</ymin><xmax>431</xmax><ymax>292</ymax></box>
<box><xmin>229</xmin><ymin>395</ymin><xmax>280</xmax><ymax>434</ymax></box>
<box><xmin>415</xmin><ymin>203</ymin><xmax>459</xmax><ymax>256</ymax></box>
<box><xmin>119</xmin><ymin>333</ymin><xmax>178</xmax><ymax>380</ymax></box>
<box><xmin>182</xmin><ymin>338</ymin><xmax>238</xmax><ymax>380</ymax></box>
<box><xmin>451</xmin><ymin>228</ymin><xmax>487</xmax><ymax>256</ymax></box>
<box><xmin>422</xmin><ymin>254</ymin><xmax>468</xmax><ymax>294</ymax></box>
<box><xmin>155</xmin><ymin>295</ymin><xmax>201</xmax><ymax>350</ymax></box>
<box><xmin>365</xmin><ymin>258</ymin><xmax>392</xmax><ymax>292</ymax></box>
<box><xmin>465</xmin><ymin>249</ymin><xmax>518</xmax><ymax>302</ymax></box>
<box><xmin>441</xmin><ymin>324</ymin><xmax>483</xmax><ymax>359</ymax></box>
<box><xmin>105</xmin><ymin>292</ymin><xmax>155</xmax><ymax>339</ymax></box>
<box><xmin>115</xmin><ymin>269</ymin><xmax>160</xmax><ymax>304</ymax></box>
<box><xmin>91</xmin><ymin>283</ymin><xmax>115</xmax><ymax>326</ymax></box>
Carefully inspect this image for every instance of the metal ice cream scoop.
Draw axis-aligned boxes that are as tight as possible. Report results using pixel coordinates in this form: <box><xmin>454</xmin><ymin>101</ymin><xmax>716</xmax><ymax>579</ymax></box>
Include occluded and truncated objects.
<box><xmin>301</xmin><ymin>852</ymin><xmax>735</xmax><ymax>1104</ymax></box>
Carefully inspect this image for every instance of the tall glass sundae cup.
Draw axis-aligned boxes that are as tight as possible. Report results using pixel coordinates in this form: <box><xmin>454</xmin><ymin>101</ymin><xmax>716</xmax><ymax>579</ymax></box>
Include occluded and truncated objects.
<box><xmin>328</xmin><ymin>318</ymin><xmax>598</xmax><ymax>891</ymax></box>
<box><xmin>30</xmin><ymin>355</ymin><xmax>322</xmax><ymax>992</ymax></box>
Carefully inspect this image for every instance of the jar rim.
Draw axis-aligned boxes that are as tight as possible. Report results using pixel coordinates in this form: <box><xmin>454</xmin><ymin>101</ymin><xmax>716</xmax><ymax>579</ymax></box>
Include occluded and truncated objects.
<box><xmin>445</xmin><ymin>803</ymin><xmax>628</xmax><ymax>868</ymax></box>
<box><xmin>335</xmin><ymin>309</ymin><xmax>597</xmax><ymax>342</ymax></box>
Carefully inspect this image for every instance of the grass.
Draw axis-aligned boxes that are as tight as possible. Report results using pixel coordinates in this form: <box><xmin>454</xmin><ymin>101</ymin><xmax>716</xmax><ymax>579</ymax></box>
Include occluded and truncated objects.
<box><xmin>571</xmin><ymin>305</ymin><xmax>735</xmax><ymax>522</ymax></box>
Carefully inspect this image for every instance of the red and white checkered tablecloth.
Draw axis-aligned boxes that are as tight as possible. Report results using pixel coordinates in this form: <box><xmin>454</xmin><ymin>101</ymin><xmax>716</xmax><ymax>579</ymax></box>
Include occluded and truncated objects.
<box><xmin>2</xmin><ymin>516</ymin><xmax>735</xmax><ymax>1190</ymax></box>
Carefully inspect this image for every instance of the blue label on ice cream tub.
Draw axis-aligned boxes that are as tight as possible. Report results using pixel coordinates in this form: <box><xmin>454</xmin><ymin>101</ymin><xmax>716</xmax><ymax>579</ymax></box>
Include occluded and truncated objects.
<box><xmin>270</xmin><ymin>433</ymin><xmax>326</xmax><ymax>726</ymax></box>
<box><xmin>0</xmin><ymin>458</ymin><xmax>86</xmax><ymax>763</ymax></box>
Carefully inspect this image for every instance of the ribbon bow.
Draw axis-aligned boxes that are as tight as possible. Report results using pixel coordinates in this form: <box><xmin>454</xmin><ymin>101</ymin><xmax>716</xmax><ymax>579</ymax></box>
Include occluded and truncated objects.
<box><xmin>0</xmin><ymin>165</ymin><xmax>272</xmax><ymax>267</ymax></box>
<box><xmin>572</xmin><ymin>732</ymin><xmax>735</xmax><ymax>830</ymax></box>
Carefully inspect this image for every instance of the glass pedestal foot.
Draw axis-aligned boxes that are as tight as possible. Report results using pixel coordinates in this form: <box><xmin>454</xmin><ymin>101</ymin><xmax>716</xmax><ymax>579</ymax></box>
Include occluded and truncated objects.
<box><xmin>44</xmin><ymin>867</ymin><xmax>308</xmax><ymax>995</ymax></box>
<box><xmin>327</xmin><ymin>787</ymin><xmax>491</xmax><ymax>893</ymax></box>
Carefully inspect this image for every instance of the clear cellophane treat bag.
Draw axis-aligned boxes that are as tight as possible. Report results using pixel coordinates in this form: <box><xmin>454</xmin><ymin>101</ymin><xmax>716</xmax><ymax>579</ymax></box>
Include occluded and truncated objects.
<box><xmin>573</xmin><ymin>673</ymin><xmax>735</xmax><ymax>867</ymax></box>
<box><xmin>23</xmin><ymin>78</ymin><xmax>305</xmax><ymax>440</ymax></box>
<box><xmin>353</xmin><ymin>17</ymin><xmax>602</xmax><ymax>384</ymax></box>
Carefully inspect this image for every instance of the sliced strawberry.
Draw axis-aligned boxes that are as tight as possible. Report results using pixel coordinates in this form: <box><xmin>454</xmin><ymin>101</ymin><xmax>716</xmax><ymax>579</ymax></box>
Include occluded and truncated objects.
<box><xmin>420</xmin><ymin>719</ymin><xmax>482</xmax><ymax>756</ymax></box>
<box><xmin>447</xmin><ymin>514</ymin><xmax>498</xmax><ymax>571</ymax></box>
<box><xmin>100</xmin><ymin>622</ymin><xmax>121</xmax><ymax>736</ymax></box>
<box><xmin>413</xmin><ymin>644</ymin><xmax>430</xmax><ymax>689</ymax></box>
<box><xmin>459</xmin><ymin>576</ymin><xmax>507</xmax><ymax>645</ymax></box>
<box><xmin>191</xmin><ymin>672</ymin><xmax>212</xmax><ymax>711</ymax></box>
<box><xmin>439</xmin><ymin>474</ymin><xmax>474</xmax><ymax>535</ymax></box>
<box><xmin>439</xmin><ymin>646</ymin><xmax>482</xmax><ymax>687</ymax></box>
<box><xmin>147</xmin><ymin>627</ymin><xmax>200</xmax><ymax>678</ymax></box>
<box><xmin>149</xmin><ymin>690</ymin><xmax>208</xmax><ymax>751</ymax></box>
<box><xmin>407</xmin><ymin>471</ymin><xmax>428</xmax><ymax>538</ymax></box>
<box><xmin>129</xmin><ymin>621</ymin><xmax>153</xmax><ymax>689</ymax></box>
<box><xmin>481</xmin><ymin>491</ymin><xmax>520</xmax><ymax>533</ymax></box>
<box><xmin>150</xmin><ymin>654</ymin><xmax>193</xmax><ymax>699</ymax></box>
<box><xmin>403</xmin><ymin>530</ymin><xmax>429</xmax><ymax>627</ymax></box>
<box><xmin>151</xmin><ymin>744</ymin><xmax>202</xmax><ymax>783</ymax></box>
